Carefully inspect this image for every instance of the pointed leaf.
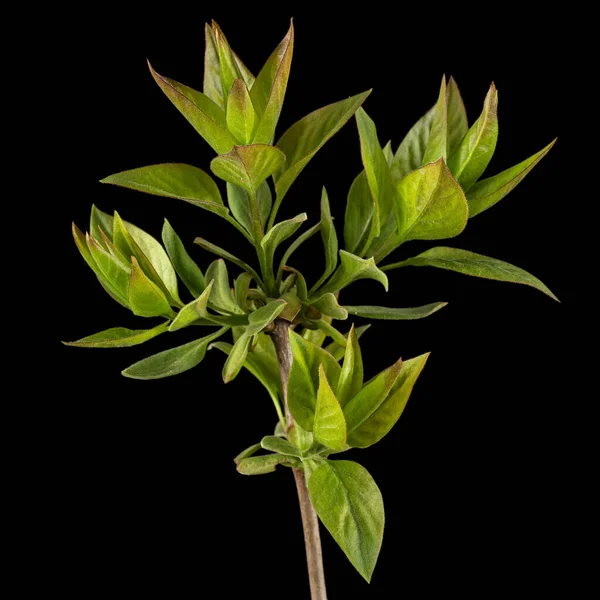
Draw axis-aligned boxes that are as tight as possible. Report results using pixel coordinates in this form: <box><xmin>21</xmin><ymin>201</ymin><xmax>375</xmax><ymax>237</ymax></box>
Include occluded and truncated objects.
<box><xmin>148</xmin><ymin>61</ymin><xmax>236</xmax><ymax>154</ymax></box>
<box><xmin>467</xmin><ymin>139</ymin><xmax>556</xmax><ymax>217</ymax></box>
<box><xmin>310</xmin><ymin>187</ymin><xmax>338</xmax><ymax>289</ymax></box>
<box><xmin>261</xmin><ymin>436</ymin><xmax>302</xmax><ymax>457</ymax></box>
<box><xmin>382</xmin><ymin>246</ymin><xmax>558</xmax><ymax>301</ymax></box>
<box><xmin>261</xmin><ymin>213</ymin><xmax>307</xmax><ymax>275</ymax></box>
<box><xmin>344</xmin><ymin>170</ymin><xmax>374</xmax><ymax>255</ymax></box>
<box><xmin>226</xmin><ymin>79</ymin><xmax>257</xmax><ymax>144</ymax></box>
<box><xmin>447</xmin><ymin>83</ymin><xmax>498</xmax><ymax>190</ymax></box>
<box><xmin>422</xmin><ymin>76</ymin><xmax>448</xmax><ymax>164</ymax></box>
<box><xmin>203</xmin><ymin>23</ymin><xmax>224</xmax><ymax>108</ymax></box>
<box><xmin>194</xmin><ymin>237</ymin><xmax>262</xmax><ymax>284</ymax></box>
<box><xmin>311</xmin><ymin>293</ymin><xmax>348</xmax><ymax>320</ymax></box>
<box><xmin>447</xmin><ymin>76</ymin><xmax>468</xmax><ymax>155</ymax></box>
<box><xmin>122</xmin><ymin>327</ymin><xmax>227</xmax><ymax>379</ymax></box>
<box><xmin>226</xmin><ymin>180</ymin><xmax>272</xmax><ymax>235</ymax></box>
<box><xmin>63</xmin><ymin>322</ymin><xmax>169</xmax><ymax>348</ymax></box>
<box><xmin>288</xmin><ymin>330</ymin><xmax>342</xmax><ymax>431</ymax></box>
<box><xmin>382</xmin><ymin>141</ymin><xmax>393</xmax><ymax>166</ymax></box>
<box><xmin>308</xmin><ymin>460</ymin><xmax>384</xmax><ymax>582</ymax></box>
<box><xmin>336</xmin><ymin>325</ymin><xmax>363</xmax><ymax>407</ymax></box>
<box><xmin>128</xmin><ymin>257</ymin><xmax>174</xmax><ymax>318</ymax></box>
<box><xmin>169</xmin><ymin>296</ymin><xmax>205</xmax><ymax>332</ymax></box>
<box><xmin>86</xmin><ymin>235</ymin><xmax>131</xmax><ymax>302</ymax></box>
<box><xmin>344</xmin><ymin>302</ymin><xmax>447</xmax><ymax>320</ymax></box>
<box><xmin>211</xmin><ymin>21</ymin><xmax>242</xmax><ymax>97</ymax></box>
<box><xmin>90</xmin><ymin>205</ymin><xmax>115</xmax><ymax>248</ymax></box>
<box><xmin>314</xmin><ymin>365</ymin><xmax>347</xmax><ymax>451</ymax></box>
<box><xmin>349</xmin><ymin>354</ymin><xmax>430</xmax><ymax>448</ymax></box>
<box><xmin>237</xmin><ymin>453</ymin><xmax>298</xmax><ymax>475</ymax></box>
<box><xmin>205</xmin><ymin>259</ymin><xmax>246</xmax><ymax>314</ymax></box>
<box><xmin>223</xmin><ymin>332</ymin><xmax>252</xmax><ymax>382</ymax></box>
<box><xmin>247</xmin><ymin>300</ymin><xmax>287</xmax><ymax>335</ymax></box>
<box><xmin>325</xmin><ymin>324</ymin><xmax>371</xmax><ymax>361</ymax></box>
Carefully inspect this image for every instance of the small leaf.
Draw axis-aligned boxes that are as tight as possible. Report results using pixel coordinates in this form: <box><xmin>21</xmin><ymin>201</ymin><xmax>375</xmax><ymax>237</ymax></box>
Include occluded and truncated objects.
<box><xmin>344</xmin><ymin>359</ymin><xmax>403</xmax><ymax>433</ymax></box>
<box><xmin>467</xmin><ymin>139</ymin><xmax>556</xmax><ymax>217</ymax></box>
<box><xmin>247</xmin><ymin>300</ymin><xmax>287</xmax><ymax>335</ymax></box>
<box><xmin>233</xmin><ymin>442</ymin><xmax>262</xmax><ymax>465</ymax></box>
<box><xmin>205</xmin><ymin>260</ymin><xmax>246</xmax><ymax>315</ymax></box>
<box><xmin>234</xmin><ymin>272</ymin><xmax>253</xmax><ymax>312</ymax></box>
<box><xmin>211</xmin><ymin>144</ymin><xmax>285</xmax><ymax>196</ymax></box>
<box><xmin>281</xmin><ymin>266</ymin><xmax>308</xmax><ymax>302</ymax></box>
<box><xmin>194</xmin><ymin>237</ymin><xmax>262</xmax><ymax>285</ymax></box>
<box><xmin>447</xmin><ymin>76</ymin><xmax>469</xmax><ymax>155</ymax></box>
<box><xmin>90</xmin><ymin>205</ymin><xmax>115</xmax><ymax>247</ymax></box>
<box><xmin>237</xmin><ymin>453</ymin><xmax>298</xmax><ymax>475</ymax></box>
<box><xmin>226</xmin><ymin>79</ymin><xmax>258</xmax><ymax>144</ymax></box>
<box><xmin>447</xmin><ymin>83</ymin><xmax>498</xmax><ymax>190</ymax></box>
<box><xmin>310</xmin><ymin>187</ymin><xmax>338</xmax><ymax>290</ymax></box>
<box><xmin>63</xmin><ymin>322</ymin><xmax>169</xmax><ymax>348</ymax></box>
<box><xmin>422</xmin><ymin>76</ymin><xmax>448</xmax><ymax>164</ymax></box>
<box><xmin>223</xmin><ymin>332</ymin><xmax>252</xmax><ymax>382</ymax></box>
<box><xmin>311</xmin><ymin>293</ymin><xmax>348</xmax><ymax>320</ymax></box>
<box><xmin>261</xmin><ymin>213</ymin><xmax>307</xmax><ymax>276</ymax></box>
<box><xmin>382</xmin><ymin>140</ymin><xmax>393</xmax><ymax>166</ymax></box>
<box><xmin>391</xmin><ymin>106</ymin><xmax>434</xmax><ymax>182</ymax></box>
<box><xmin>312</xmin><ymin>250</ymin><xmax>388</xmax><ymax>298</ymax></box>
<box><xmin>344</xmin><ymin>302</ymin><xmax>447</xmax><ymax>320</ymax></box>
<box><xmin>261</xmin><ymin>436</ymin><xmax>302</xmax><ymax>457</ymax></box>
<box><xmin>344</xmin><ymin>171</ymin><xmax>374</xmax><ymax>255</ymax></box>
<box><xmin>325</xmin><ymin>324</ymin><xmax>371</xmax><ymax>361</ymax></box>
<box><xmin>203</xmin><ymin>23</ymin><xmax>224</xmax><ymax>108</ymax></box>
<box><xmin>128</xmin><ymin>257</ymin><xmax>174</xmax><ymax>318</ymax></box>
<box><xmin>100</xmin><ymin>163</ymin><xmax>227</xmax><ymax>215</ymax></box>
<box><xmin>162</xmin><ymin>219</ymin><xmax>206</xmax><ymax>298</ymax></box>
<box><xmin>148</xmin><ymin>61</ymin><xmax>236</xmax><ymax>154</ymax></box>
<box><xmin>314</xmin><ymin>365</ymin><xmax>347</xmax><ymax>451</ymax></box>
<box><xmin>336</xmin><ymin>325</ymin><xmax>363</xmax><ymax>407</ymax></box>
<box><xmin>288</xmin><ymin>330</ymin><xmax>342</xmax><ymax>431</ymax></box>
<box><xmin>226</xmin><ymin>181</ymin><xmax>272</xmax><ymax>234</ymax></box>
<box><xmin>348</xmin><ymin>354</ymin><xmax>429</xmax><ymax>448</ymax></box>
<box><xmin>169</xmin><ymin>296</ymin><xmax>206</xmax><ymax>332</ymax></box>
<box><xmin>308</xmin><ymin>460</ymin><xmax>384</xmax><ymax>582</ymax></box>
<box><xmin>382</xmin><ymin>246</ymin><xmax>558</xmax><ymax>301</ymax></box>
<box><xmin>250</xmin><ymin>21</ymin><xmax>294</xmax><ymax>144</ymax></box>
<box><xmin>122</xmin><ymin>327</ymin><xmax>227</xmax><ymax>379</ymax></box>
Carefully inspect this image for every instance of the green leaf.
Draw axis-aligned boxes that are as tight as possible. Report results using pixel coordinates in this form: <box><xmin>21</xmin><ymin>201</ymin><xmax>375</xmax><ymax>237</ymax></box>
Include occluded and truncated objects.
<box><xmin>344</xmin><ymin>302</ymin><xmax>447</xmax><ymax>320</ymax></box>
<box><xmin>205</xmin><ymin>259</ymin><xmax>246</xmax><ymax>314</ymax></box>
<box><xmin>447</xmin><ymin>83</ymin><xmax>498</xmax><ymax>190</ymax></box>
<box><xmin>312</xmin><ymin>250</ymin><xmax>388</xmax><ymax>298</ymax></box>
<box><xmin>314</xmin><ymin>365</ymin><xmax>347</xmax><ymax>451</ymax></box>
<box><xmin>309</xmin><ymin>187</ymin><xmax>338</xmax><ymax>290</ymax></box>
<box><xmin>382</xmin><ymin>246</ymin><xmax>558</xmax><ymax>301</ymax></box>
<box><xmin>128</xmin><ymin>257</ymin><xmax>175</xmax><ymax>318</ymax></box>
<box><xmin>344</xmin><ymin>358</ymin><xmax>403</xmax><ymax>433</ymax></box>
<box><xmin>203</xmin><ymin>23</ymin><xmax>224</xmax><ymax>108</ymax></box>
<box><xmin>467</xmin><ymin>139</ymin><xmax>556</xmax><ymax>217</ymax></box>
<box><xmin>272</xmin><ymin>90</ymin><xmax>372</xmax><ymax>222</ymax></box>
<box><xmin>63</xmin><ymin>322</ymin><xmax>169</xmax><ymax>348</ymax></box>
<box><xmin>211</xmin><ymin>144</ymin><xmax>285</xmax><ymax>195</ymax></box>
<box><xmin>234</xmin><ymin>272</ymin><xmax>253</xmax><ymax>312</ymax></box>
<box><xmin>308</xmin><ymin>460</ymin><xmax>384</xmax><ymax>582</ymax></box>
<box><xmin>169</xmin><ymin>296</ymin><xmax>207</xmax><ymax>332</ymax></box>
<box><xmin>261</xmin><ymin>213</ymin><xmax>307</xmax><ymax>277</ymax></box>
<box><xmin>281</xmin><ymin>266</ymin><xmax>308</xmax><ymax>302</ymax></box>
<box><xmin>288</xmin><ymin>330</ymin><xmax>342</xmax><ymax>431</ymax></box>
<box><xmin>122</xmin><ymin>327</ymin><xmax>227</xmax><ymax>379</ymax></box>
<box><xmin>349</xmin><ymin>354</ymin><xmax>429</xmax><ymax>448</ymax></box>
<box><xmin>226</xmin><ymin>79</ymin><xmax>257</xmax><ymax>144</ymax></box>
<box><xmin>311</xmin><ymin>293</ymin><xmax>348</xmax><ymax>320</ymax></box>
<box><xmin>162</xmin><ymin>219</ymin><xmax>206</xmax><ymax>298</ymax></box>
<box><xmin>247</xmin><ymin>300</ymin><xmax>287</xmax><ymax>335</ymax></box>
<box><xmin>226</xmin><ymin>181</ymin><xmax>272</xmax><ymax>235</ymax></box>
<box><xmin>261</xmin><ymin>436</ymin><xmax>302</xmax><ymax>457</ymax></box>
<box><xmin>233</xmin><ymin>442</ymin><xmax>262</xmax><ymax>465</ymax></box>
<box><xmin>344</xmin><ymin>171</ymin><xmax>374</xmax><ymax>255</ymax></box>
<box><xmin>336</xmin><ymin>325</ymin><xmax>363</xmax><ymax>407</ymax></box>
<box><xmin>447</xmin><ymin>76</ymin><xmax>469</xmax><ymax>155</ymax></box>
<box><xmin>382</xmin><ymin>140</ymin><xmax>393</xmax><ymax>166</ymax></box>
<box><xmin>223</xmin><ymin>332</ymin><xmax>252</xmax><ymax>382</ymax></box>
<box><xmin>394</xmin><ymin>158</ymin><xmax>468</xmax><ymax>245</ymax></box>
<box><xmin>100</xmin><ymin>163</ymin><xmax>227</xmax><ymax>216</ymax></box>
<box><xmin>211</xmin><ymin>21</ymin><xmax>242</xmax><ymax>98</ymax></box>
<box><xmin>325</xmin><ymin>324</ymin><xmax>371</xmax><ymax>361</ymax></box>
<box><xmin>148</xmin><ymin>61</ymin><xmax>236</xmax><ymax>154</ymax></box>
<box><xmin>90</xmin><ymin>205</ymin><xmax>115</xmax><ymax>248</ymax></box>
<box><xmin>422</xmin><ymin>76</ymin><xmax>448</xmax><ymax>164</ymax></box>
<box><xmin>250</xmin><ymin>21</ymin><xmax>294</xmax><ymax>144</ymax></box>
<box><xmin>277</xmin><ymin>222</ymin><xmax>320</xmax><ymax>283</ymax></box>
<box><xmin>391</xmin><ymin>106</ymin><xmax>434</xmax><ymax>182</ymax></box>
<box><xmin>237</xmin><ymin>453</ymin><xmax>298</xmax><ymax>475</ymax></box>
<box><xmin>86</xmin><ymin>235</ymin><xmax>131</xmax><ymax>303</ymax></box>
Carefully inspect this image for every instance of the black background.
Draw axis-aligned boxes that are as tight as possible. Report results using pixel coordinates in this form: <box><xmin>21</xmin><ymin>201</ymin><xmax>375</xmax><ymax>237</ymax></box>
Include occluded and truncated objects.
<box><xmin>44</xmin><ymin>6</ymin><xmax>582</xmax><ymax>598</ymax></box>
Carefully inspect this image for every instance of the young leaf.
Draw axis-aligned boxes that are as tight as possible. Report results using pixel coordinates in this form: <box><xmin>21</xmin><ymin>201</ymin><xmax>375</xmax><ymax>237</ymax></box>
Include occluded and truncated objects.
<box><xmin>348</xmin><ymin>354</ymin><xmax>429</xmax><ymax>448</ymax></box>
<box><xmin>394</xmin><ymin>158</ymin><xmax>468</xmax><ymax>245</ymax></box>
<box><xmin>194</xmin><ymin>237</ymin><xmax>262</xmax><ymax>285</ymax></box>
<box><xmin>90</xmin><ymin>205</ymin><xmax>115</xmax><ymax>247</ymax></box>
<box><xmin>422</xmin><ymin>75</ymin><xmax>448</xmax><ymax>164</ymax></box>
<box><xmin>63</xmin><ymin>322</ymin><xmax>169</xmax><ymax>348</ymax></box>
<box><xmin>122</xmin><ymin>327</ymin><xmax>227</xmax><ymax>379</ymax></box>
<box><xmin>226</xmin><ymin>181</ymin><xmax>272</xmax><ymax>235</ymax></box>
<box><xmin>447</xmin><ymin>83</ymin><xmax>498</xmax><ymax>190</ymax></box>
<box><xmin>211</xmin><ymin>144</ymin><xmax>285</xmax><ymax>195</ymax></box>
<box><xmin>344</xmin><ymin>171</ymin><xmax>375</xmax><ymax>255</ymax></box>
<box><xmin>237</xmin><ymin>453</ymin><xmax>298</xmax><ymax>475</ymax></box>
<box><xmin>86</xmin><ymin>235</ymin><xmax>131</xmax><ymax>302</ymax></box>
<box><xmin>311</xmin><ymin>293</ymin><xmax>348</xmax><ymax>320</ymax></box>
<box><xmin>271</xmin><ymin>90</ymin><xmax>372</xmax><ymax>224</ymax></box>
<box><xmin>233</xmin><ymin>442</ymin><xmax>262</xmax><ymax>465</ymax></box>
<box><xmin>250</xmin><ymin>21</ymin><xmax>294</xmax><ymax>144</ymax></box>
<box><xmin>343</xmin><ymin>302</ymin><xmax>447</xmax><ymax>320</ymax></box>
<box><xmin>100</xmin><ymin>163</ymin><xmax>227</xmax><ymax>216</ymax></box>
<box><xmin>447</xmin><ymin>76</ymin><xmax>468</xmax><ymax>155</ymax></box>
<box><xmin>381</xmin><ymin>246</ymin><xmax>558</xmax><ymax>301</ymax></box>
<box><xmin>148</xmin><ymin>61</ymin><xmax>236</xmax><ymax>154</ymax></box>
<box><xmin>261</xmin><ymin>213</ymin><xmax>307</xmax><ymax>275</ymax></box>
<box><xmin>205</xmin><ymin>259</ymin><xmax>246</xmax><ymax>314</ymax></box>
<box><xmin>281</xmin><ymin>266</ymin><xmax>308</xmax><ymax>302</ymax></box>
<box><xmin>203</xmin><ymin>23</ymin><xmax>224</xmax><ymax>108</ymax></box>
<box><xmin>128</xmin><ymin>257</ymin><xmax>175</xmax><ymax>318</ymax></box>
<box><xmin>312</xmin><ymin>250</ymin><xmax>388</xmax><ymax>298</ymax></box>
<box><xmin>226</xmin><ymin>79</ymin><xmax>258</xmax><ymax>144</ymax></box>
<box><xmin>325</xmin><ymin>324</ymin><xmax>371</xmax><ymax>361</ymax></box>
<box><xmin>260</xmin><ymin>436</ymin><xmax>302</xmax><ymax>457</ymax></box>
<box><xmin>391</xmin><ymin>106</ymin><xmax>434</xmax><ymax>182</ymax></box>
<box><xmin>211</xmin><ymin>21</ymin><xmax>243</xmax><ymax>97</ymax></box>
<box><xmin>336</xmin><ymin>325</ymin><xmax>363</xmax><ymax>407</ymax></box>
<box><xmin>288</xmin><ymin>330</ymin><xmax>342</xmax><ymax>431</ymax></box>
<box><xmin>234</xmin><ymin>272</ymin><xmax>253</xmax><ymax>312</ymax></box>
<box><xmin>308</xmin><ymin>460</ymin><xmax>384</xmax><ymax>582</ymax></box>
<box><xmin>310</xmin><ymin>187</ymin><xmax>338</xmax><ymax>290</ymax></box>
<box><xmin>162</xmin><ymin>219</ymin><xmax>206</xmax><ymax>298</ymax></box>
<box><xmin>246</xmin><ymin>300</ymin><xmax>287</xmax><ymax>335</ymax></box>
<box><xmin>344</xmin><ymin>359</ymin><xmax>403</xmax><ymax>433</ymax></box>
<box><xmin>382</xmin><ymin>140</ymin><xmax>393</xmax><ymax>166</ymax></box>
<box><xmin>223</xmin><ymin>332</ymin><xmax>252</xmax><ymax>382</ymax></box>
<box><xmin>313</xmin><ymin>365</ymin><xmax>347</xmax><ymax>451</ymax></box>
<box><xmin>169</xmin><ymin>296</ymin><xmax>207</xmax><ymax>332</ymax></box>
<box><xmin>467</xmin><ymin>139</ymin><xmax>556</xmax><ymax>217</ymax></box>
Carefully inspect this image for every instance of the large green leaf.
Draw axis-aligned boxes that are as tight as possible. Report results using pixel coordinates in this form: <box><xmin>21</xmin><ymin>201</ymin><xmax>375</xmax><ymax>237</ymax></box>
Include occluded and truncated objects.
<box><xmin>308</xmin><ymin>460</ymin><xmax>384</xmax><ymax>582</ymax></box>
<box><xmin>100</xmin><ymin>163</ymin><xmax>227</xmax><ymax>216</ymax></box>
<box><xmin>391</xmin><ymin>106</ymin><xmax>434</xmax><ymax>182</ymax></box>
<box><xmin>226</xmin><ymin>79</ymin><xmax>258</xmax><ymax>144</ymax></box>
<box><xmin>394</xmin><ymin>158</ymin><xmax>468</xmax><ymax>246</ymax></box>
<box><xmin>211</xmin><ymin>144</ymin><xmax>285</xmax><ymax>196</ymax></box>
<box><xmin>272</xmin><ymin>90</ymin><xmax>372</xmax><ymax>223</ymax></box>
<box><xmin>344</xmin><ymin>171</ymin><xmax>374</xmax><ymax>256</ymax></box>
<box><xmin>313</xmin><ymin>365</ymin><xmax>347</xmax><ymax>451</ymax></box>
<box><xmin>205</xmin><ymin>259</ymin><xmax>246</xmax><ymax>314</ymax></box>
<box><xmin>447</xmin><ymin>83</ymin><xmax>498</xmax><ymax>190</ymax></box>
<box><xmin>63</xmin><ymin>322</ymin><xmax>169</xmax><ymax>348</ymax></box>
<box><xmin>288</xmin><ymin>331</ymin><xmax>342</xmax><ymax>431</ymax></box>
<box><xmin>211</xmin><ymin>21</ymin><xmax>242</xmax><ymax>97</ymax></box>
<box><xmin>447</xmin><ymin>76</ymin><xmax>468</xmax><ymax>155</ymax></box>
<box><xmin>237</xmin><ymin>453</ymin><xmax>298</xmax><ymax>475</ymax></box>
<box><xmin>122</xmin><ymin>327</ymin><xmax>227</xmax><ymax>379</ymax></box>
<box><xmin>261</xmin><ymin>213</ymin><xmax>307</xmax><ymax>277</ymax></box>
<box><xmin>162</xmin><ymin>219</ymin><xmax>206</xmax><ymax>298</ymax></box>
<box><xmin>226</xmin><ymin>181</ymin><xmax>272</xmax><ymax>235</ymax></box>
<box><xmin>312</xmin><ymin>250</ymin><xmax>388</xmax><ymax>298</ymax></box>
<box><xmin>349</xmin><ymin>354</ymin><xmax>429</xmax><ymax>448</ymax></box>
<box><xmin>336</xmin><ymin>325</ymin><xmax>364</xmax><ymax>407</ymax></box>
<box><xmin>128</xmin><ymin>257</ymin><xmax>175</xmax><ymax>318</ymax></box>
<box><xmin>194</xmin><ymin>237</ymin><xmax>262</xmax><ymax>285</ymax></box>
<box><xmin>467</xmin><ymin>139</ymin><xmax>556</xmax><ymax>217</ymax></box>
<box><xmin>203</xmin><ymin>23</ymin><xmax>224</xmax><ymax>108</ymax></box>
<box><xmin>344</xmin><ymin>302</ymin><xmax>447</xmax><ymax>320</ymax></box>
<box><xmin>422</xmin><ymin>76</ymin><xmax>448</xmax><ymax>164</ymax></box>
<box><xmin>382</xmin><ymin>246</ymin><xmax>558</xmax><ymax>301</ymax></box>
<box><xmin>148</xmin><ymin>61</ymin><xmax>236</xmax><ymax>154</ymax></box>
<box><xmin>250</xmin><ymin>21</ymin><xmax>294</xmax><ymax>144</ymax></box>
<box><xmin>343</xmin><ymin>359</ymin><xmax>403</xmax><ymax>433</ymax></box>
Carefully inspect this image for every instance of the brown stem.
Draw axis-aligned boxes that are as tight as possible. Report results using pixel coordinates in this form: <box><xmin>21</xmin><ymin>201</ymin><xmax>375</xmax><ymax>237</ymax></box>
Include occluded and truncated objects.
<box><xmin>270</xmin><ymin>319</ymin><xmax>328</xmax><ymax>600</ymax></box>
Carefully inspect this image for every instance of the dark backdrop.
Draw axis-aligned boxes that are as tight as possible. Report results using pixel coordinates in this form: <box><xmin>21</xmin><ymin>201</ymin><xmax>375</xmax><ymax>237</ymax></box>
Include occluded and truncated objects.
<box><xmin>47</xmin><ymin>6</ymin><xmax>578</xmax><ymax>598</ymax></box>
